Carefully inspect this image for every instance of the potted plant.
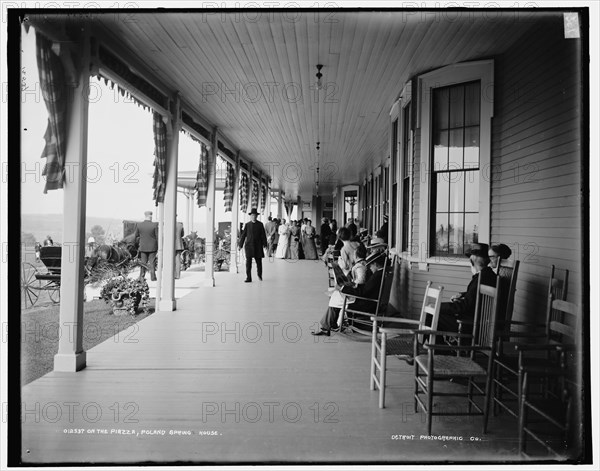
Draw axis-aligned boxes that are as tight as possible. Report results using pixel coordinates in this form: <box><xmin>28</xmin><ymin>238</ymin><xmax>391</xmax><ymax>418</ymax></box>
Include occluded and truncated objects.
<box><xmin>99</xmin><ymin>276</ymin><xmax>150</xmax><ymax>316</ymax></box>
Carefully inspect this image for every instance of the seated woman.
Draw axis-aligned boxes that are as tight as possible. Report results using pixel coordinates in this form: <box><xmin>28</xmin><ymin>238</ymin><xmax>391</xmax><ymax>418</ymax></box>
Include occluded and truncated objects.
<box><xmin>312</xmin><ymin>252</ymin><xmax>385</xmax><ymax>336</ymax></box>
<box><xmin>337</xmin><ymin>227</ymin><xmax>360</xmax><ymax>276</ymax></box>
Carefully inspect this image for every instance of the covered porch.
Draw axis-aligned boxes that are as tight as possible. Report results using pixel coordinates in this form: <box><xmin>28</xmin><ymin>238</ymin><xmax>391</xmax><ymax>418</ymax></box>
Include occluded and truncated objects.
<box><xmin>21</xmin><ymin>258</ymin><xmax>521</xmax><ymax>464</ymax></box>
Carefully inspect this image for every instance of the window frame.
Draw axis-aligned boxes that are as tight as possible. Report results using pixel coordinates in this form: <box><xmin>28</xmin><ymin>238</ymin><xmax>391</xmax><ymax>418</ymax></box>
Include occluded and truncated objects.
<box><xmin>390</xmin><ymin>81</ymin><xmax>413</xmax><ymax>257</ymax></box>
<box><xmin>417</xmin><ymin>60</ymin><xmax>494</xmax><ymax>267</ymax></box>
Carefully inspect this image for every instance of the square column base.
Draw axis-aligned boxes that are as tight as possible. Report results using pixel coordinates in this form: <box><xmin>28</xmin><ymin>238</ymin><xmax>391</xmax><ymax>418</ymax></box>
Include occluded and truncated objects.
<box><xmin>158</xmin><ymin>299</ymin><xmax>177</xmax><ymax>311</ymax></box>
<box><xmin>54</xmin><ymin>352</ymin><xmax>87</xmax><ymax>372</ymax></box>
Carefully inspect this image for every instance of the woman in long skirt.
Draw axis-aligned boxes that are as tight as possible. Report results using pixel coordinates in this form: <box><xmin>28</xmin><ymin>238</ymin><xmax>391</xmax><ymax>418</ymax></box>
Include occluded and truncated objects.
<box><xmin>302</xmin><ymin>219</ymin><xmax>318</xmax><ymax>260</ymax></box>
<box><xmin>275</xmin><ymin>220</ymin><xmax>290</xmax><ymax>259</ymax></box>
<box><xmin>289</xmin><ymin>221</ymin><xmax>300</xmax><ymax>259</ymax></box>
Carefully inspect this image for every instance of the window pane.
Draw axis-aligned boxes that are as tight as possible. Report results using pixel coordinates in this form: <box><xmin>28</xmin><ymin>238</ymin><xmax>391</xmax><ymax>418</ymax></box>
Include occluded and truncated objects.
<box><xmin>435</xmin><ymin>175</ymin><xmax>449</xmax><ymax>213</ymax></box>
<box><xmin>464</xmin><ymin>213</ymin><xmax>479</xmax><ymax>246</ymax></box>
<box><xmin>433</xmin><ymin>87</ymin><xmax>449</xmax><ymax>130</ymax></box>
<box><xmin>392</xmin><ymin>119</ymin><xmax>398</xmax><ymax>183</ymax></box>
<box><xmin>449</xmin><ymin>178</ymin><xmax>465</xmax><ymax>212</ymax></box>
<box><xmin>464</xmin><ymin>126</ymin><xmax>480</xmax><ymax>166</ymax></box>
<box><xmin>464</xmin><ymin>171</ymin><xmax>479</xmax><ymax>212</ymax></box>
<box><xmin>464</xmin><ymin>82</ymin><xmax>480</xmax><ymax>126</ymax></box>
<box><xmin>449</xmin><ymin>86</ymin><xmax>464</xmax><ymax>128</ymax></box>
<box><xmin>434</xmin><ymin>213</ymin><xmax>449</xmax><ymax>254</ymax></box>
<box><xmin>448</xmin><ymin>213</ymin><xmax>464</xmax><ymax>255</ymax></box>
<box><xmin>433</xmin><ymin>130</ymin><xmax>448</xmax><ymax>169</ymax></box>
<box><xmin>448</xmin><ymin>129</ymin><xmax>464</xmax><ymax>168</ymax></box>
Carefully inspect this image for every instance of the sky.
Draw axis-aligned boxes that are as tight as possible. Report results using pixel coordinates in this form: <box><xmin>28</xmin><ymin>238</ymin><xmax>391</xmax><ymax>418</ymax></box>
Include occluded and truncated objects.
<box><xmin>19</xmin><ymin>25</ymin><xmax>237</xmax><ymax>236</ymax></box>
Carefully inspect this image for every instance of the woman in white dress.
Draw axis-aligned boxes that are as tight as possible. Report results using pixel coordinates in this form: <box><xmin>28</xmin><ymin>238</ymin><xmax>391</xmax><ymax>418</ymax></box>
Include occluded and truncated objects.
<box><xmin>275</xmin><ymin>220</ymin><xmax>291</xmax><ymax>259</ymax></box>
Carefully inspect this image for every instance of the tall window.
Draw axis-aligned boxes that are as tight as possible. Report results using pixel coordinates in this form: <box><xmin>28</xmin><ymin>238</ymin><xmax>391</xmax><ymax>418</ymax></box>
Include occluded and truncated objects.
<box><xmin>391</xmin><ymin>119</ymin><xmax>398</xmax><ymax>248</ymax></box>
<box><xmin>430</xmin><ymin>81</ymin><xmax>481</xmax><ymax>255</ymax></box>
<box><xmin>401</xmin><ymin>104</ymin><xmax>412</xmax><ymax>252</ymax></box>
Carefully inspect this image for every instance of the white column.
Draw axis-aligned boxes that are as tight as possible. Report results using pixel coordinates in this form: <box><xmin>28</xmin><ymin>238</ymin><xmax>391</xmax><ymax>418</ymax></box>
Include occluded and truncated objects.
<box><xmin>277</xmin><ymin>190</ymin><xmax>283</xmax><ymax>219</ymax></box>
<box><xmin>229</xmin><ymin>152</ymin><xmax>240</xmax><ymax>273</ymax></box>
<box><xmin>266</xmin><ymin>184</ymin><xmax>272</xmax><ymax>217</ymax></box>
<box><xmin>185</xmin><ymin>189</ymin><xmax>191</xmax><ymax>234</ymax></box>
<box><xmin>54</xmin><ymin>33</ymin><xmax>90</xmax><ymax>372</ymax></box>
<box><xmin>155</xmin><ymin>202</ymin><xmax>164</xmax><ymax>305</ymax></box>
<box><xmin>205</xmin><ymin>128</ymin><xmax>218</xmax><ymax>287</ymax></box>
<box><xmin>158</xmin><ymin>95</ymin><xmax>181</xmax><ymax>311</ymax></box>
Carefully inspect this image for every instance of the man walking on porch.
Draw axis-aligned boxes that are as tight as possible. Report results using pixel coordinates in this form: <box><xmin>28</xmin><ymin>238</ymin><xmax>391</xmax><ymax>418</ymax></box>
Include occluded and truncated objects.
<box><xmin>134</xmin><ymin>210</ymin><xmax>158</xmax><ymax>282</ymax></box>
<box><xmin>238</xmin><ymin>208</ymin><xmax>268</xmax><ymax>283</ymax></box>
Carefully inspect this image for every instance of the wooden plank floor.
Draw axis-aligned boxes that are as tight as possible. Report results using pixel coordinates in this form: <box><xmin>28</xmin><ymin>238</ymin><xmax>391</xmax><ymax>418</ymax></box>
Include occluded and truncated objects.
<box><xmin>22</xmin><ymin>257</ymin><xmax>528</xmax><ymax>464</ymax></box>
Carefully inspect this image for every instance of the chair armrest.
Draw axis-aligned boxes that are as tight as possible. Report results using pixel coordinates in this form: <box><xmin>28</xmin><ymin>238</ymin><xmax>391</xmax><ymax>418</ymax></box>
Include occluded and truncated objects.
<box><xmin>341</xmin><ymin>294</ymin><xmax>376</xmax><ymax>302</ymax></box>
<box><xmin>413</xmin><ymin>329</ymin><xmax>473</xmax><ymax>339</ymax></box>
<box><xmin>498</xmin><ymin>330</ymin><xmax>546</xmax><ymax>340</ymax></box>
<box><xmin>379</xmin><ymin>327</ymin><xmax>419</xmax><ymax>335</ymax></box>
<box><xmin>514</xmin><ymin>343</ymin><xmax>562</xmax><ymax>352</ymax></box>
<box><xmin>370</xmin><ymin>315</ymin><xmax>420</xmax><ymax>324</ymax></box>
<box><xmin>507</xmin><ymin>320</ymin><xmax>546</xmax><ymax>328</ymax></box>
<box><xmin>423</xmin><ymin>344</ymin><xmax>492</xmax><ymax>353</ymax></box>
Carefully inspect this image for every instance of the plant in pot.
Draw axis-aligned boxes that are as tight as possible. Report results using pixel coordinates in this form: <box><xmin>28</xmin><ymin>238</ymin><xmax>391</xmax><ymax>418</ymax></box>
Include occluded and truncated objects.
<box><xmin>99</xmin><ymin>276</ymin><xmax>150</xmax><ymax>316</ymax></box>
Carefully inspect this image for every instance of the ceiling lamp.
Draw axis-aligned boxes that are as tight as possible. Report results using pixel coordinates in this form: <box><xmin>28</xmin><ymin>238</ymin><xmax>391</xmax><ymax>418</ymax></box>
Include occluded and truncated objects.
<box><xmin>315</xmin><ymin>64</ymin><xmax>323</xmax><ymax>90</ymax></box>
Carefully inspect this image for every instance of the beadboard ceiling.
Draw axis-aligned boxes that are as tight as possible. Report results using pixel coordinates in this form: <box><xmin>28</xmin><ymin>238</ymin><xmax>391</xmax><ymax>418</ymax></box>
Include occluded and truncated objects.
<box><xmin>83</xmin><ymin>10</ymin><xmax>549</xmax><ymax>200</ymax></box>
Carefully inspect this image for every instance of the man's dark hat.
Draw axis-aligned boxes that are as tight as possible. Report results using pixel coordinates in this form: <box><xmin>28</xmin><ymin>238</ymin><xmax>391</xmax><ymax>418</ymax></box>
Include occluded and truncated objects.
<box><xmin>248</xmin><ymin>208</ymin><xmax>259</xmax><ymax>215</ymax></box>
<box><xmin>465</xmin><ymin>243</ymin><xmax>490</xmax><ymax>258</ymax></box>
<box><xmin>491</xmin><ymin>243</ymin><xmax>512</xmax><ymax>260</ymax></box>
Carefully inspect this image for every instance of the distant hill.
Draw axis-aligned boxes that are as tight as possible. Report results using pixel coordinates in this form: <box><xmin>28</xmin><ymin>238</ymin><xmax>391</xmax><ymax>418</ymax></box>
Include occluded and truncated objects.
<box><xmin>21</xmin><ymin>214</ymin><xmax>128</xmax><ymax>245</ymax></box>
<box><xmin>21</xmin><ymin>214</ymin><xmax>209</xmax><ymax>245</ymax></box>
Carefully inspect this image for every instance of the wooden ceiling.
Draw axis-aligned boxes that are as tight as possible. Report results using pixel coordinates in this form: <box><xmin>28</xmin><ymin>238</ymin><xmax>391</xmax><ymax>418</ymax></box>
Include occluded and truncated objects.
<box><xmin>81</xmin><ymin>10</ymin><xmax>551</xmax><ymax>200</ymax></box>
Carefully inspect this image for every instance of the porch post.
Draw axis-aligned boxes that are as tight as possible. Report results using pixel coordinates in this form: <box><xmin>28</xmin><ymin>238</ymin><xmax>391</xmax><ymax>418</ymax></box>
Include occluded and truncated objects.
<box><xmin>297</xmin><ymin>195</ymin><xmax>302</xmax><ymax>220</ymax></box>
<box><xmin>189</xmin><ymin>189</ymin><xmax>194</xmax><ymax>233</ymax></box>
<box><xmin>266</xmin><ymin>184</ymin><xmax>272</xmax><ymax>217</ymax></box>
<box><xmin>229</xmin><ymin>151</ymin><xmax>240</xmax><ymax>273</ymax></box>
<box><xmin>185</xmin><ymin>189</ymin><xmax>191</xmax><ymax>234</ymax></box>
<box><xmin>277</xmin><ymin>190</ymin><xmax>283</xmax><ymax>219</ymax></box>
<box><xmin>205</xmin><ymin>128</ymin><xmax>218</xmax><ymax>287</ymax></box>
<box><xmin>158</xmin><ymin>95</ymin><xmax>181</xmax><ymax>311</ymax></box>
<box><xmin>155</xmin><ymin>202</ymin><xmax>164</xmax><ymax>305</ymax></box>
<box><xmin>54</xmin><ymin>32</ymin><xmax>90</xmax><ymax>372</ymax></box>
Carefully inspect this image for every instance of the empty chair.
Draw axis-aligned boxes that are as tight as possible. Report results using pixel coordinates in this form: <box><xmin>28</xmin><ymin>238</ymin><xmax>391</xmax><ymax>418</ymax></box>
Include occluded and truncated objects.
<box><xmin>518</xmin><ymin>298</ymin><xmax>580</xmax><ymax>458</ymax></box>
<box><xmin>413</xmin><ymin>274</ymin><xmax>502</xmax><ymax>436</ymax></box>
<box><xmin>370</xmin><ymin>281</ymin><xmax>444</xmax><ymax>408</ymax></box>
<box><xmin>493</xmin><ymin>264</ymin><xmax>568</xmax><ymax>419</ymax></box>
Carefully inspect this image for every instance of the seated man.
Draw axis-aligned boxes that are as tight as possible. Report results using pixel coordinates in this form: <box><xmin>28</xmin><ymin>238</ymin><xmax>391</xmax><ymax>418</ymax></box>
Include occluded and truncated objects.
<box><xmin>312</xmin><ymin>252</ymin><xmax>386</xmax><ymax>337</ymax></box>
<box><xmin>436</xmin><ymin>243</ymin><xmax>497</xmax><ymax>336</ymax></box>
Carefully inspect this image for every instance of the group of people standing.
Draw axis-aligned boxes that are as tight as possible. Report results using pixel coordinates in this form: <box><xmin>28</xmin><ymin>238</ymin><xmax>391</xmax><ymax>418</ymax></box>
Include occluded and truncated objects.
<box><xmin>263</xmin><ymin>217</ymin><xmax>320</xmax><ymax>260</ymax></box>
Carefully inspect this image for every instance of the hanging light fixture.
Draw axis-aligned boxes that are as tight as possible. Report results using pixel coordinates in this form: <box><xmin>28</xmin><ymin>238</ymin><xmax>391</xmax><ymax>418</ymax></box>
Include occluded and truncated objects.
<box><xmin>315</xmin><ymin>142</ymin><xmax>321</xmax><ymax>196</ymax></box>
<box><xmin>315</xmin><ymin>64</ymin><xmax>323</xmax><ymax>90</ymax></box>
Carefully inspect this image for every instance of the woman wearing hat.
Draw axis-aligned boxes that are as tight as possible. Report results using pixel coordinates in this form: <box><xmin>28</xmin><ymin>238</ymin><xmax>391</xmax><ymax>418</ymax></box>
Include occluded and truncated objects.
<box><xmin>275</xmin><ymin>218</ymin><xmax>291</xmax><ymax>259</ymax></box>
<box><xmin>488</xmin><ymin>243</ymin><xmax>512</xmax><ymax>275</ymax></box>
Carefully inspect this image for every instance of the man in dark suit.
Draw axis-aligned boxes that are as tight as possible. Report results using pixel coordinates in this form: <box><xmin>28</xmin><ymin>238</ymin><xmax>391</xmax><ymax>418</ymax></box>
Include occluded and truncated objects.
<box><xmin>436</xmin><ymin>243</ymin><xmax>498</xmax><ymax>335</ymax></box>
<box><xmin>347</xmin><ymin>218</ymin><xmax>357</xmax><ymax>239</ymax></box>
<box><xmin>312</xmin><ymin>253</ymin><xmax>386</xmax><ymax>336</ymax></box>
<box><xmin>238</xmin><ymin>208</ymin><xmax>268</xmax><ymax>283</ymax></box>
<box><xmin>319</xmin><ymin>217</ymin><xmax>332</xmax><ymax>256</ymax></box>
<box><xmin>134</xmin><ymin>210</ymin><xmax>158</xmax><ymax>281</ymax></box>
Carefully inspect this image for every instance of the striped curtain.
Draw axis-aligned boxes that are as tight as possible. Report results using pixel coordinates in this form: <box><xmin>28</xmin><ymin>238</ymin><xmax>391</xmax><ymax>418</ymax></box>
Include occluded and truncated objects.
<box><xmin>152</xmin><ymin>112</ymin><xmax>167</xmax><ymax>205</ymax></box>
<box><xmin>223</xmin><ymin>162</ymin><xmax>234</xmax><ymax>212</ymax></box>
<box><xmin>260</xmin><ymin>184</ymin><xmax>267</xmax><ymax>214</ymax></box>
<box><xmin>36</xmin><ymin>32</ymin><xmax>67</xmax><ymax>193</ymax></box>
<box><xmin>240</xmin><ymin>172</ymin><xmax>249</xmax><ymax>213</ymax></box>
<box><xmin>195</xmin><ymin>143</ymin><xmax>209</xmax><ymax>207</ymax></box>
<box><xmin>251</xmin><ymin>180</ymin><xmax>259</xmax><ymax>209</ymax></box>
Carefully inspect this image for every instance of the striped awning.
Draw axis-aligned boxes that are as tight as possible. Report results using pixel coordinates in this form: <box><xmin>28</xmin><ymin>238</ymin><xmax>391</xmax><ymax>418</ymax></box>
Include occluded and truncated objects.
<box><xmin>260</xmin><ymin>183</ymin><xmax>267</xmax><ymax>214</ymax></box>
<box><xmin>251</xmin><ymin>179</ymin><xmax>259</xmax><ymax>210</ymax></box>
<box><xmin>36</xmin><ymin>32</ymin><xmax>67</xmax><ymax>193</ymax></box>
<box><xmin>195</xmin><ymin>142</ymin><xmax>209</xmax><ymax>207</ymax></box>
<box><xmin>152</xmin><ymin>112</ymin><xmax>167</xmax><ymax>205</ymax></box>
<box><xmin>239</xmin><ymin>172</ymin><xmax>249</xmax><ymax>213</ymax></box>
<box><xmin>223</xmin><ymin>161</ymin><xmax>234</xmax><ymax>212</ymax></box>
